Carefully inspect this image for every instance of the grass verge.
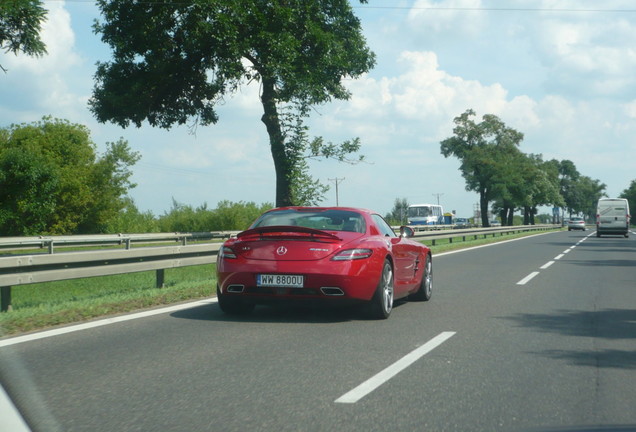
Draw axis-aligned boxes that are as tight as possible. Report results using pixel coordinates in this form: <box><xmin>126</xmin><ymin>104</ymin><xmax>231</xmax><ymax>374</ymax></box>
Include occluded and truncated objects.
<box><xmin>0</xmin><ymin>228</ymin><xmax>561</xmax><ymax>337</ymax></box>
<box><xmin>0</xmin><ymin>265</ymin><xmax>216</xmax><ymax>337</ymax></box>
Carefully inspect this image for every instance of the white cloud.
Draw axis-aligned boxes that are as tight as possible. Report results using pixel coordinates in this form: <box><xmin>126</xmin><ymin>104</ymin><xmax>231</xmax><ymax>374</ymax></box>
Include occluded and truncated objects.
<box><xmin>1</xmin><ymin>1</ymin><xmax>88</xmax><ymax>123</ymax></box>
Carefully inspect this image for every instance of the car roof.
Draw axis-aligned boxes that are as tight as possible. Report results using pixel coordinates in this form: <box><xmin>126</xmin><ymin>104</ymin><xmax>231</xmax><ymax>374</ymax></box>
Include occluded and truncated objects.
<box><xmin>267</xmin><ymin>206</ymin><xmax>374</xmax><ymax>215</ymax></box>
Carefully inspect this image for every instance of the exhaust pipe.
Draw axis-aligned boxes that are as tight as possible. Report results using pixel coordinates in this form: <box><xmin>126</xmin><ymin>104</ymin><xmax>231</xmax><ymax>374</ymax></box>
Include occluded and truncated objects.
<box><xmin>227</xmin><ymin>285</ymin><xmax>245</xmax><ymax>293</ymax></box>
<box><xmin>320</xmin><ymin>287</ymin><xmax>344</xmax><ymax>296</ymax></box>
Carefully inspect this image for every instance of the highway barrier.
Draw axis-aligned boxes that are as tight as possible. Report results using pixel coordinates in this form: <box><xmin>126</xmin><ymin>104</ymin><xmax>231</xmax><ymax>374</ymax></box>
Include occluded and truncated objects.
<box><xmin>0</xmin><ymin>225</ymin><xmax>559</xmax><ymax>312</ymax></box>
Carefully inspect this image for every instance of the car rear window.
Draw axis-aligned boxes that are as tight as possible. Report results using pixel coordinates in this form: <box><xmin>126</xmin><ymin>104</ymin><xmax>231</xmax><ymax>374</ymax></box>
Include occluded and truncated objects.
<box><xmin>252</xmin><ymin>209</ymin><xmax>366</xmax><ymax>233</ymax></box>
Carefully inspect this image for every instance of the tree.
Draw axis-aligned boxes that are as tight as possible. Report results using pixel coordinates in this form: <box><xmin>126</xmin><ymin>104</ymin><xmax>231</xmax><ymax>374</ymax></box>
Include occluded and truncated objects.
<box><xmin>497</xmin><ymin>152</ymin><xmax>563</xmax><ymax>225</ymax></box>
<box><xmin>489</xmin><ymin>147</ymin><xmax>526</xmax><ymax>226</ymax></box>
<box><xmin>105</xmin><ymin>197</ymin><xmax>158</xmax><ymax>233</ymax></box>
<box><xmin>620</xmin><ymin>180</ymin><xmax>636</xmax><ymax>226</ymax></box>
<box><xmin>440</xmin><ymin>109</ymin><xmax>524</xmax><ymax>227</ymax></box>
<box><xmin>280</xmin><ymin>101</ymin><xmax>363</xmax><ymax>206</ymax></box>
<box><xmin>156</xmin><ymin>199</ymin><xmax>272</xmax><ymax>232</ymax></box>
<box><xmin>0</xmin><ymin>0</ymin><xmax>47</xmax><ymax>73</ymax></box>
<box><xmin>0</xmin><ymin>117</ymin><xmax>140</xmax><ymax>235</ymax></box>
<box><xmin>574</xmin><ymin>176</ymin><xmax>606</xmax><ymax>220</ymax></box>
<box><xmin>385</xmin><ymin>198</ymin><xmax>409</xmax><ymax>225</ymax></box>
<box><xmin>0</xmin><ymin>145</ymin><xmax>58</xmax><ymax>235</ymax></box>
<box><xmin>90</xmin><ymin>0</ymin><xmax>375</xmax><ymax>207</ymax></box>
<box><xmin>554</xmin><ymin>159</ymin><xmax>581</xmax><ymax>217</ymax></box>
<box><xmin>522</xmin><ymin>156</ymin><xmax>563</xmax><ymax>224</ymax></box>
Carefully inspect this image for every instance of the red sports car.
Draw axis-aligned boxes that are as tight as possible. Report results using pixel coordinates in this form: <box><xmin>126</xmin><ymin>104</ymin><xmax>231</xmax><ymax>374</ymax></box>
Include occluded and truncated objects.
<box><xmin>216</xmin><ymin>207</ymin><xmax>432</xmax><ymax>319</ymax></box>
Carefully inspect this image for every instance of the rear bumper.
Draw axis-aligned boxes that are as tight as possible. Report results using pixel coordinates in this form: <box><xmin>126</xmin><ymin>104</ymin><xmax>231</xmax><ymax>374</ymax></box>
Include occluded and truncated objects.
<box><xmin>597</xmin><ymin>225</ymin><xmax>629</xmax><ymax>234</ymax></box>
<box><xmin>217</xmin><ymin>257</ymin><xmax>383</xmax><ymax>302</ymax></box>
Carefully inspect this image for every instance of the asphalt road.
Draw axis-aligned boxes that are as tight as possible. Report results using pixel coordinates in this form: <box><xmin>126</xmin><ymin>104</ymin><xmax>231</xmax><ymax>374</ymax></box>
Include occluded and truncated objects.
<box><xmin>1</xmin><ymin>229</ymin><xmax>636</xmax><ymax>432</ymax></box>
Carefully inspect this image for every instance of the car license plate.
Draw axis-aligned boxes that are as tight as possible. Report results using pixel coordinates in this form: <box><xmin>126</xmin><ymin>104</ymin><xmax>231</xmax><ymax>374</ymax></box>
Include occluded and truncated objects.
<box><xmin>257</xmin><ymin>274</ymin><xmax>304</xmax><ymax>288</ymax></box>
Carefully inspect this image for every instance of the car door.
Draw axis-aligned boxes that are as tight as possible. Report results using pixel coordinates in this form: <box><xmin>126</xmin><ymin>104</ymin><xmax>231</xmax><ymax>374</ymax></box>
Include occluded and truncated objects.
<box><xmin>371</xmin><ymin>214</ymin><xmax>419</xmax><ymax>294</ymax></box>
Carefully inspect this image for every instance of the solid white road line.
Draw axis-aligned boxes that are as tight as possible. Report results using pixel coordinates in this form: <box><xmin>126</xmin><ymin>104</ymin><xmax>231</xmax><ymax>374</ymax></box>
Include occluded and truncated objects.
<box><xmin>0</xmin><ymin>299</ymin><xmax>216</xmax><ymax>348</ymax></box>
<box><xmin>516</xmin><ymin>271</ymin><xmax>540</xmax><ymax>285</ymax></box>
<box><xmin>335</xmin><ymin>331</ymin><xmax>456</xmax><ymax>404</ymax></box>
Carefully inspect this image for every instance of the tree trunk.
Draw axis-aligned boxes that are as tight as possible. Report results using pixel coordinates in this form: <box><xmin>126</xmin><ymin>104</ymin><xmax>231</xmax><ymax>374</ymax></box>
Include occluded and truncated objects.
<box><xmin>523</xmin><ymin>206</ymin><xmax>530</xmax><ymax>225</ymax></box>
<box><xmin>480</xmin><ymin>191</ymin><xmax>489</xmax><ymax>227</ymax></box>
<box><xmin>499</xmin><ymin>208</ymin><xmax>507</xmax><ymax>226</ymax></box>
<box><xmin>260</xmin><ymin>77</ymin><xmax>292</xmax><ymax>207</ymax></box>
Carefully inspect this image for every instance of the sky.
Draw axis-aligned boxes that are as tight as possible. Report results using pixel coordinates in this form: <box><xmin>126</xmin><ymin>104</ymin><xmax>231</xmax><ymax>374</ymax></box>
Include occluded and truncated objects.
<box><xmin>2</xmin><ymin>0</ymin><xmax>636</xmax><ymax>220</ymax></box>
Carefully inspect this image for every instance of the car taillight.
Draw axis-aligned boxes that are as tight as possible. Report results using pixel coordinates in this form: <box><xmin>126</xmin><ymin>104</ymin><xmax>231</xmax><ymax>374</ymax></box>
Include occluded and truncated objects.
<box><xmin>332</xmin><ymin>248</ymin><xmax>373</xmax><ymax>261</ymax></box>
<box><xmin>220</xmin><ymin>246</ymin><xmax>237</xmax><ymax>259</ymax></box>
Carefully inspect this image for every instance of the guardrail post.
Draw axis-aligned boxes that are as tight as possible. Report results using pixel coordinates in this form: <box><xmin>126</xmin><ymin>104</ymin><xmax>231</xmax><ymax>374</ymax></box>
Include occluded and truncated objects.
<box><xmin>1</xmin><ymin>286</ymin><xmax>12</xmax><ymax>312</ymax></box>
<box><xmin>156</xmin><ymin>269</ymin><xmax>165</xmax><ymax>288</ymax></box>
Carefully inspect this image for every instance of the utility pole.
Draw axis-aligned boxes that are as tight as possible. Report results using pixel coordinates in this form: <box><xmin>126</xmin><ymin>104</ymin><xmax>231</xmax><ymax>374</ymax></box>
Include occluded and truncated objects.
<box><xmin>432</xmin><ymin>193</ymin><xmax>444</xmax><ymax>205</ymax></box>
<box><xmin>328</xmin><ymin>177</ymin><xmax>345</xmax><ymax>206</ymax></box>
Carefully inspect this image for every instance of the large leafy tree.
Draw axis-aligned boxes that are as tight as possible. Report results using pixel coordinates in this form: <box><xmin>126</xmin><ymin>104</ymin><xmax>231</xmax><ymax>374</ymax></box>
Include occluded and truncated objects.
<box><xmin>440</xmin><ymin>109</ymin><xmax>524</xmax><ymax>227</ymax></box>
<box><xmin>0</xmin><ymin>144</ymin><xmax>58</xmax><ymax>234</ymax></box>
<box><xmin>575</xmin><ymin>175</ymin><xmax>606</xmax><ymax>220</ymax></box>
<box><xmin>280</xmin><ymin>101</ymin><xmax>362</xmax><ymax>206</ymax></box>
<box><xmin>493</xmin><ymin>153</ymin><xmax>564</xmax><ymax>225</ymax></box>
<box><xmin>0</xmin><ymin>117</ymin><xmax>140</xmax><ymax>235</ymax></box>
<box><xmin>0</xmin><ymin>0</ymin><xmax>47</xmax><ymax>73</ymax></box>
<box><xmin>555</xmin><ymin>159</ymin><xmax>581</xmax><ymax>217</ymax></box>
<box><xmin>522</xmin><ymin>155</ymin><xmax>563</xmax><ymax>224</ymax></box>
<box><xmin>620</xmin><ymin>179</ymin><xmax>636</xmax><ymax>225</ymax></box>
<box><xmin>90</xmin><ymin>0</ymin><xmax>375</xmax><ymax>207</ymax></box>
<box><xmin>489</xmin><ymin>146</ymin><xmax>526</xmax><ymax>226</ymax></box>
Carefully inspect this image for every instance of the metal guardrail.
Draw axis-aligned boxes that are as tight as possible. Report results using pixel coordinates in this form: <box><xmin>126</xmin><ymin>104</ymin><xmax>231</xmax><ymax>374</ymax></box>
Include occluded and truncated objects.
<box><xmin>0</xmin><ymin>225</ymin><xmax>559</xmax><ymax>312</ymax></box>
<box><xmin>0</xmin><ymin>243</ymin><xmax>222</xmax><ymax>312</ymax></box>
<box><xmin>0</xmin><ymin>232</ymin><xmax>235</xmax><ymax>254</ymax></box>
<box><xmin>408</xmin><ymin>224</ymin><xmax>558</xmax><ymax>245</ymax></box>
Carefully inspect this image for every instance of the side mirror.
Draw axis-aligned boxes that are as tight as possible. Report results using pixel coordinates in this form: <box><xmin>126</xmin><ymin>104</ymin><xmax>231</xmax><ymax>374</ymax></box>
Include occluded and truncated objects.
<box><xmin>399</xmin><ymin>226</ymin><xmax>414</xmax><ymax>238</ymax></box>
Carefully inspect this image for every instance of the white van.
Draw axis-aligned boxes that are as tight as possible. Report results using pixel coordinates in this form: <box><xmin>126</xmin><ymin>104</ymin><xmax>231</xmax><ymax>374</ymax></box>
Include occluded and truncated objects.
<box><xmin>596</xmin><ymin>198</ymin><xmax>631</xmax><ymax>238</ymax></box>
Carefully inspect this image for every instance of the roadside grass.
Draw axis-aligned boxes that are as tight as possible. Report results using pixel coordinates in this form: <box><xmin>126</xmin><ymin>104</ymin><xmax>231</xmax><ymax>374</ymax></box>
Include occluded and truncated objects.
<box><xmin>0</xmin><ymin>228</ymin><xmax>561</xmax><ymax>337</ymax></box>
<box><xmin>0</xmin><ymin>265</ymin><xmax>216</xmax><ymax>337</ymax></box>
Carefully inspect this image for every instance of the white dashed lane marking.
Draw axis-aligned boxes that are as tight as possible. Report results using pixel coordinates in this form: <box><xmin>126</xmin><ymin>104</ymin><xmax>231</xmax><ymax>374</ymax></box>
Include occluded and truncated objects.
<box><xmin>335</xmin><ymin>332</ymin><xmax>456</xmax><ymax>404</ymax></box>
<box><xmin>516</xmin><ymin>232</ymin><xmax>594</xmax><ymax>286</ymax></box>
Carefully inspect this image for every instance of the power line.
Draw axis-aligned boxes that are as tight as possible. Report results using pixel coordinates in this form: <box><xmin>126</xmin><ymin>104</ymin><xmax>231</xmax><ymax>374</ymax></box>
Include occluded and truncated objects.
<box><xmin>354</xmin><ymin>5</ymin><xmax>636</xmax><ymax>13</ymax></box>
<box><xmin>50</xmin><ymin>0</ymin><xmax>636</xmax><ymax>12</ymax></box>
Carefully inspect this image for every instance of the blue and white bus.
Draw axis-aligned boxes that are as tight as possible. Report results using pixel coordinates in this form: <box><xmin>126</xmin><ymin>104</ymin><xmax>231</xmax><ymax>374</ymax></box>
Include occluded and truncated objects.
<box><xmin>407</xmin><ymin>204</ymin><xmax>444</xmax><ymax>225</ymax></box>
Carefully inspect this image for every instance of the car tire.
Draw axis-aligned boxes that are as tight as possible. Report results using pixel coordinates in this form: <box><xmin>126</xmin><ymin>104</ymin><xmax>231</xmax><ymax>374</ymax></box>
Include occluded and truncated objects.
<box><xmin>217</xmin><ymin>285</ymin><xmax>255</xmax><ymax>315</ymax></box>
<box><xmin>409</xmin><ymin>254</ymin><xmax>432</xmax><ymax>302</ymax></box>
<box><xmin>368</xmin><ymin>260</ymin><xmax>394</xmax><ymax>319</ymax></box>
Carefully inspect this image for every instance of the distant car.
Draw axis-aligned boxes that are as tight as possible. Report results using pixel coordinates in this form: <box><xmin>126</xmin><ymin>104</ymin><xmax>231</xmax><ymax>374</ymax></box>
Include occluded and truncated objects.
<box><xmin>216</xmin><ymin>206</ymin><xmax>433</xmax><ymax>319</ymax></box>
<box><xmin>454</xmin><ymin>217</ymin><xmax>470</xmax><ymax>228</ymax></box>
<box><xmin>489</xmin><ymin>220</ymin><xmax>501</xmax><ymax>227</ymax></box>
<box><xmin>567</xmin><ymin>217</ymin><xmax>586</xmax><ymax>231</ymax></box>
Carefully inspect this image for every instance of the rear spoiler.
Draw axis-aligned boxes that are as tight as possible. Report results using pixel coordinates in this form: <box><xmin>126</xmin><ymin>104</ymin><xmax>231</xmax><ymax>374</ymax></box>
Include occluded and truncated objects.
<box><xmin>237</xmin><ymin>225</ymin><xmax>341</xmax><ymax>241</ymax></box>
